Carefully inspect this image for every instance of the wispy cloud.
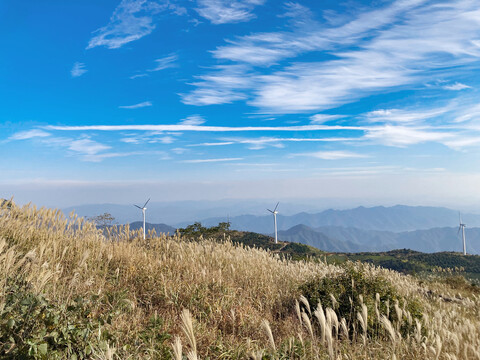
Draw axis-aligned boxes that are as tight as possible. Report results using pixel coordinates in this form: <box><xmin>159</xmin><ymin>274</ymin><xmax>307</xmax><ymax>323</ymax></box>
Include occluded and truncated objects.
<box><xmin>181</xmin><ymin>157</ymin><xmax>243</xmax><ymax>163</ymax></box>
<box><xmin>81</xmin><ymin>150</ymin><xmax>170</xmax><ymax>163</ymax></box>
<box><xmin>40</xmin><ymin>136</ymin><xmax>113</xmax><ymax>162</ymax></box>
<box><xmin>179</xmin><ymin>115</ymin><xmax>206</xmax><ymax>125</ymax></box>
<box><xmin>68</xmin><ymin>138</ymin><xmax>111</xmax><ymax>155</ymax></box>
<box><xmin>185</xmin><ymin>0</ymin><xmax>480</xmax><ymax>112</ymax></box>
<box><xmin>298</xmin><ymin>150</ymin><xmax>369</xmax><ymax>160</ymax></box>
<box><xmin>189</xmin><ymin>141</ymin><xmax>235</xmax><ymax>146</ymax></box>
<box><xmin>443</xmin><ymin>82</ymin><xmax>472</xmax><ymax>91</ymax></box>
<box><xmin>181</xmin><ymin>65</ymin><xmax>252</xmax><ymax>105</ymax></box>
<box><xmin>119</xmin><ymin>101</ymin><xmax>152</xmax><ymax>109</ymax></box>
<box><xmin>71</xmin><ymin>62</ymin><xmax>87</xmax><ymax>77</ymax></box>
<box><xmin>442</xmin><ymin>136</ymin><xmax>480</xmax><ymax>150</ymax></box>
<box><xmin>189</xmin><ymin>136</ymin><xmax>360</xmax><ymax>149</ymax></box>
<box><xmin>9</xmin><ymin>129</ymin><xmax>51</xmax><ymax>140</ymax></box>
<box><xmin>365</xmin><ymin>107</ymin><xmax>450</xmax><ymax>124</ymax></box>
<box><xmin>195</xmin><ymin>0</ymin><xmax>265</xmax><ymax>25</ymax></box>
<box><xmin>45</xmin><ymin>124</ymin><xmax>366</xmax><ymax>132</ymax></box>
<box><xmin>148</xmin><ymin>54</ymin><xmax>178</xmax><ymax>71</ymax></box>
<box><xmin>87</xmin><ymin>0</ymin><xmax>185</xmax><ymax>49</ymax></box>
<box><xmin>130</xmin><ymin>73</ymin><xmax>148</xmax><ymax>79</ymax></box>
<box><xmin>364</xmin><ymin>125</ymin><xmax>453</xmax><ymax>147</ymax></box>
<box><xmin>310</xmin><ymin>114</ymin><xmax>344</xmax><ymax>124</ymax></box>
<box><xmin>37</xmin><ymin>135</ymin><xmax>169</xmax><ymax>162</ymax></box>
<box><xmin>120</xmin><ymin>131</ymin><xmax>177</xmax><ymax>144</ymax></box>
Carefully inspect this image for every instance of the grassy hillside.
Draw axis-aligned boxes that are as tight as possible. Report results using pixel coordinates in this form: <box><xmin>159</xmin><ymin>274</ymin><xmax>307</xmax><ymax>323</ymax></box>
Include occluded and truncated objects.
<box><xmin>1</xmin><ymin>203</ymin><xmax>480</xmax><ymax>359</ymax></box>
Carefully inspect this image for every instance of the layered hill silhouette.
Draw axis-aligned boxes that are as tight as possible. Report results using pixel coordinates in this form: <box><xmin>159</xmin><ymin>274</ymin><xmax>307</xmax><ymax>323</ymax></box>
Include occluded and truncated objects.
<box><xmin>278</xmin><ymin>224</ymin><xmax>480</xmax><ymax>254</ymax></box>
<box><xmin>196</xmin><ymin>205</ymin><xmax>480</xmax><ymax>233</ymax></box>
<box><xmin>71</xmin><ymin>204</ymin><xmax>480</xmax><ymax>254</ymax></box>
<box><xmin>128</xmin><ymin>221</ymin><xmax>176</xmax><ymax>235</ymax></box>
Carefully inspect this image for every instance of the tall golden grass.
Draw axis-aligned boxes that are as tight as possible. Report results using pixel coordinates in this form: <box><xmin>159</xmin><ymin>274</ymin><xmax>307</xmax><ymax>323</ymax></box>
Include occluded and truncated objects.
<box><xmin>1</xmin><ymin>201</ymin><xmax>479</xmax><ymax>359</ymax></box>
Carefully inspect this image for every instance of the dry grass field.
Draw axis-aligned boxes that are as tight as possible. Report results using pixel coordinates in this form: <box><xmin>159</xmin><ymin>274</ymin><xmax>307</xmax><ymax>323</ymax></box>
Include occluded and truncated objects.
<box><xmin>1</xmin><ymin>202</ymin><xmax>479</xmax><ymax>359</ymax></box>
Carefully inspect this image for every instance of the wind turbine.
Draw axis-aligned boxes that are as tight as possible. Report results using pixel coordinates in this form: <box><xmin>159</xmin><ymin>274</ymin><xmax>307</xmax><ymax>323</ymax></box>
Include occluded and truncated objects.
<box><xmin>458</xmin><ymin>213</ymin><xmax>467</xmax><ymax>255</ymax></box>
<box><xmin>267</xmin><ymin>202</ymin><xmax>279</xmax><ymax>244</ymax></box>
<box><xmin>134</xmin><ymin>198</ymin><xmax>150</xmax><ymax>240</ymax></box>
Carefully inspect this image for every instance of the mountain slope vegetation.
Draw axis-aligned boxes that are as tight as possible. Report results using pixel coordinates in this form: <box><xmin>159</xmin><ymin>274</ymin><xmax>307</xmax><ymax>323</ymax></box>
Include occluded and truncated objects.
<box><xmin>1</xmin><ymin>202</ymin><xmax>479</xmax><ymax>359</ymax></box>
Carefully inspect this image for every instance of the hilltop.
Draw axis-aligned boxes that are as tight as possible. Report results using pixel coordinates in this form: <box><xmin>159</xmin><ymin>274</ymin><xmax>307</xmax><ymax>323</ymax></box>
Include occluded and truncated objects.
<box><xmin>1</xmin><ymin>202</ymin><xmax>480</xmax><ymax>359</ymax></box>
<box><xmin>183</xmin><ymin>222</ymin><xmax>480</xmax><ymax>284</ymax></box>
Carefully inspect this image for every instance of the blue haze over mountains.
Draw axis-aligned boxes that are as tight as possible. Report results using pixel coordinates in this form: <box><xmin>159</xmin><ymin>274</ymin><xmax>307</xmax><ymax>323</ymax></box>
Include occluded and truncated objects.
<box><xmin>65</xmin><ymin>203</ymin><xmax>480</xmax><ymax>254</ymax></box>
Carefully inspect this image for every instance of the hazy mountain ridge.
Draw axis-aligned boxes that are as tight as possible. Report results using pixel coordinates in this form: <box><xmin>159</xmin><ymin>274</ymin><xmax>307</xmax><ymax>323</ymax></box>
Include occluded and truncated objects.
<box><xmin>198</xmin><ymin>205</ymin><xmax>480</xmax><ymax>233</ymax></box>
<box><xmin>67</xmin><ymin>203</ymin><xmax>480</xmax><ymax>254</ymax></box>
<box><xmin>63</xmin><ymin>200</ymin><xmax>320</xmax><ymax>225</ymax></box>
<box><xmin>280</xmin><ymin>224</ymin><xmax>480</xmax><ymax>255</ymax></box>
<box><xmin>128</xmin><ymin>222</ymin><xmax>176</xmax><ymax>235</ymax></box>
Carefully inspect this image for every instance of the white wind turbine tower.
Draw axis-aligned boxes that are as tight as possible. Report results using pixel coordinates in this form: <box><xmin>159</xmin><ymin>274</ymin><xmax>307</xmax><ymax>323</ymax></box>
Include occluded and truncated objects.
<box><xmin>458</xmin><ymin>213</ymin><xmax>467</xmax><ymax>256</ymax></box>
<box><xmin>134</xmin><ymin>198</ymin><xmax>150</xmax><ymax>240</ymax></box>
<box><xmin>267</xmin><ymin>202</ymin><xmax>279</xmax><ymax>244</ymax></box>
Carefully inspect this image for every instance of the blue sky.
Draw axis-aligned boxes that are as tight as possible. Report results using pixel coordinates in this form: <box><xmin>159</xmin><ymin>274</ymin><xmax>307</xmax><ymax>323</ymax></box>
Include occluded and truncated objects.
<box><xmin>2</xmin><ymin>0</ymin><xmax>480</xmax><ymax>208</ymax></box>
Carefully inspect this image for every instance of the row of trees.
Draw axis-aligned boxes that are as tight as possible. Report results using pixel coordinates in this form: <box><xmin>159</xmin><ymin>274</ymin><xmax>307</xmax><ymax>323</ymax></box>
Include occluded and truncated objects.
<box><xmin>177</xmin><ymin>222</ymin><xmax>231</xmax><ymax>237</ymax></box>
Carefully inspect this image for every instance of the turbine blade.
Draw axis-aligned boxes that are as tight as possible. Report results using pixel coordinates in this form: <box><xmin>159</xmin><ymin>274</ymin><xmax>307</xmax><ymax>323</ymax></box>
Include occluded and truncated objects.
<box><xmin>457</xmin><ymin>226</ymin><xmax>461</xmax><ymax>235</ymax></box>
<box><xmin>267</xmin><ymin>209</ymin><xmax>273</xmax><ymax>213</ymax></box>
<box><xmin>274</xmin><ymin>202</ymin><xmax>279</xmax><ymax>212</ymax></box>
<box><xmin>143</xmin><ymin>198</ymin><xmax>150</xmax><ymax>208</ymax></box>
<box><xmin>134</xmin><ymin>204</ymin><xmax>142</xmax><ymax>209</ymax></box>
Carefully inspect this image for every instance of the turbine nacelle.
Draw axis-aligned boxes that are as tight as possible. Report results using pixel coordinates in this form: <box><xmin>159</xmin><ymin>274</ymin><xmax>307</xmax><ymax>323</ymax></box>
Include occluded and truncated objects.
<box><xmin>267</xmin><ymin>202</ymin><xmax>279</xmax><ymax>215</ymax></box>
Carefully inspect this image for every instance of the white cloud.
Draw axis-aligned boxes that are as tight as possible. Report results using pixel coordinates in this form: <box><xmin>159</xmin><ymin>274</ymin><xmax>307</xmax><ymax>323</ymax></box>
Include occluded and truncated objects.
<box><xmin>68</xmin><ymin>138</ymin><xmax>111</xmax><ymax>156</ymax></box>
<box><xmin>81</xmin><ymin>150</ymin><xmax>170</xmax><ymax>162</ymax></box>
<box><xmin>186</xmin><ymin>0</ymin><xmax>480</xmax><ymax>112</ymax></box>
<box><xmin>120</xmin><ymin>131</ymin><xmax>178</xmax><ymax>144</ymax></box>
<box><xmin>189</xmin><ymin>141</ymin><xmax>236</xmax><ymax>146</ymax></box>
<box><xmin>453</xmin><ymin>102</ymin><xmax>480</xmax><ymax>123</ymax></box>
<box><xmin>171</xmin><ymin>147</ymin><xmax>187</xmax><ymax>154</ymax></box>
<box><xmin>130</xmin><ymin>73</ymin><xmax>148</xmax><ymax>79</ymax></box>
<box><xmin>71</xmin><ymin>62</ymin><xmax>87</xmax><ymax>77</ymax></box>
<box><xmin>310</xmin><ymin>114</ymin><xmax>344</xmax><ymax>124</ymax></box>
<box><xmin>299</xmin><ymin>151</ymin><xmax>369</xmax><ymax>160</ymax></box>
<box><xmin>159</xmin><ymin>136</ymin><xmax>175</xmax><ymax>144</ymax></box>
<box><xmin>37</xmin><ymin>136</ymin><xmax>118</xmax><ymax>162</ymax></box>
<box><xmin>181</xmin><ymin>65</ymin><xmax>252</xmax><ymax>105</ymax></box>
<box><xmin>41</xmin><ymin>136</ymin><xmax>170</xmax><ymax>162</ymax></box>
<box><xmin>119</xmin><ymin>101</ymin><xmax>152</xmax><ymax>109</ymax></box>
<box><xmin>9</xmin><ymin>129</ymin><xmax>51</xmax><ymax>140</ymax></box>
<box><xmin>365</xmin><ymin>107</ymin><xmax>449</xmax><ymax>124</ymax></box>
<box><xmin>190</xmin><ymin>136</ymin><xmax>360</xmax><ymax>149</ymax></box>
<box><xmin>280</xmin><ymin>2</ymin><xmax>313</xmax><ymax>23</ymax></box>
<box><xmin>195</xmin><ymin>0</ymin><xmax>265</xmax><ymax>25</ymax></box>
<box><xmin>87</xmin><ymin>0</ymin><xmax>185</xmax><ymax>49</ymax></box>
<box><xmin>442</xmin><ymin>136</ymin><xmax>480</xmax><ymax>150</ymax></box>
<box><xmin>148</xmin><ymin>54</ymin><xmax>178</xmax><ymax>71</ymax></box>
<box><xmin>211</xmin><ymin>0</ymin><xmax>429</xmax><ymax>66</ymax></box>
<box><xmin>181</xmin><ymin>157</ymin><xmax>243</xmax><ymax>163</ymax></box>
<box><xmin>179</xmin><ymin>115</ymin><xmax>206</xmax><ymax>125</ymax></box>
<box><xmin>249</xmin><ymin>55</ymin><xmax>411</xmax><ymax>112</ymax></box>
<box><xmin>443</xmin><ymin>82</ymin><xmax>472</xmax><ymax>91</ymax></box>
<box><xmin>45</xmin><ymin>124</ymin><xmax>366</xmax><ymax>132</ymax></box>
<box><xmin>364</xmin><ymin>125</ymin><xmax>453</xmax><ymax>147</ymax></box>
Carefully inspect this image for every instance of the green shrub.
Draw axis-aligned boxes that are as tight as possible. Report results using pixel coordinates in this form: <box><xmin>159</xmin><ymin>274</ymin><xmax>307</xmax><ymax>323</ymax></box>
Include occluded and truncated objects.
<box><xmin>0</xmin><ymin>279</ymin><xmax>100</xmax><ymax>359</ymax></box>
<box><xmin>299</xmin><ymin>262</ymin><xmax>423</xmax><ymax>338</ymax></box>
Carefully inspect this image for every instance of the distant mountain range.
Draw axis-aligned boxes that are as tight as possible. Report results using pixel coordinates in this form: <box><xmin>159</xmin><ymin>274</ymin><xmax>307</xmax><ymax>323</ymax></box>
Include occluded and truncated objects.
<box><xmin>197</xmin><ymin>205</ymin><xmax>480</xmax><ymax>233</ymax></box>
<box><xmin>129</xmin><ymin>222</ymin><xmax>176</xmax><ymax>235</ymax></box>
<box><xmin>67</xmin><ymin>203</ymin><xmax>480</xmax><ymax>254</ymax></box>
<box><xmin>278</xmin><ymin>224</ymin><xmax>480</xmax><ymax>254</ymax></box>
<box><xmin>63</xmin><ymin>200</ymin><xmax>321</xmax><ymax>225</ymax></box>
